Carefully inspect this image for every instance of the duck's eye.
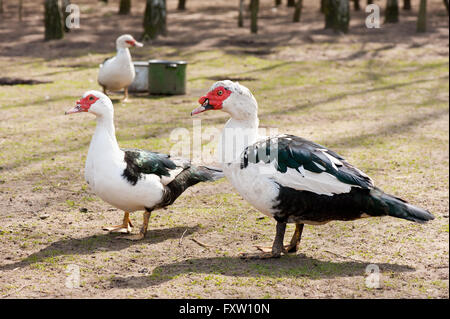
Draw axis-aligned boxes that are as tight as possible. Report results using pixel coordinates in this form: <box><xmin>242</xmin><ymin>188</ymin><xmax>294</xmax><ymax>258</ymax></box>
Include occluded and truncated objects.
<box><xmin>218</xmin><ymin>90</ymin><xmax>223</xmax><ymax>96</ymax></box>
<box><xmin>89</xmin><ymin>96</ymin><xmax>94</xmax><ymax>101</ymax></box>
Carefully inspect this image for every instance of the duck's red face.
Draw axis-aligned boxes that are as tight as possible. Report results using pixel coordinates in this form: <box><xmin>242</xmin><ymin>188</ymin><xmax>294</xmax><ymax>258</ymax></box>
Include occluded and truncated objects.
<box><xmin>65</xmin><ymin>94</ymin><xmax>99</xmax><ymax>114</ymax></box>
<box><xmin>191</xmin><ymin>86</ymin><xmax>232</xmax><ymax>116</ymax></box>
<box><xmin>125</xmin><ymin>39</ymin><xmax>143</xmax><ymax>47</ymax></box>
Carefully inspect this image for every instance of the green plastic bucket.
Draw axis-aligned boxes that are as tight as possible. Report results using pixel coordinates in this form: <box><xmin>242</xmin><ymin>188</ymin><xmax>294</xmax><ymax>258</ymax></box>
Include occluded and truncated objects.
<box><xmin>148</xmin><ymin>60</ymin><xmax>187</xmax><ymax>95</ymax></box>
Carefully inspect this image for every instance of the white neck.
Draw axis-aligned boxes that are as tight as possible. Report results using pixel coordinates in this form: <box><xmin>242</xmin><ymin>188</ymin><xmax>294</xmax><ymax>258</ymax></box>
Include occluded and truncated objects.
<box><xmin>218</xmin><ymin>114</ymin><xmax>259</xmax><ymax>164</ymax></box>
<box><xmin>89</xmin><ymin>112</ymin><xmax>121</xmax><ymax>157</ymax></box>
<box><xmin>116</xmin><ymin>47</ymin><xmax>131</xmax><ymax>60</ymax></box>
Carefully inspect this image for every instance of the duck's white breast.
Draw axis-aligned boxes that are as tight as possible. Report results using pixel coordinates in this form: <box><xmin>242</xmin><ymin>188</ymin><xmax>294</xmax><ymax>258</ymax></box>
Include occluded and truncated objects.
<box><xmin>223</xmin><ymin>162</ymin><xmax>279</xmax><ymax>218</ymax></box>
<box><xmin>85</xmin><ymin>152</ymin><xmax>164</xmax><ymax>212</ymax></box>
<box><xmin>98</xmin><ymin>55</ymin><xmax>135</xmax><ymax>90</ymax></box>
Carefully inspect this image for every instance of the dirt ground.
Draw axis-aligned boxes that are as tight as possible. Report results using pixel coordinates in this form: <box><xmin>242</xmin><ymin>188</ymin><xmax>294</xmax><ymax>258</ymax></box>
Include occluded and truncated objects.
<box><xmin>0</xmin><ymin>0</ymin><xmax>448</xmax><ymax>298</ymax></box>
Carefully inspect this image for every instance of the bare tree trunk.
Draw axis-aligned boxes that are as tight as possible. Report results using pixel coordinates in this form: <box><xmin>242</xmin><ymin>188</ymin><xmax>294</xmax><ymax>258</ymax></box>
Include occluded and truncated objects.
<box><xmin>119</xmin><ymin>0</ymin><xmax>131</xmax><ymax>14</ymax></box>
<box><xmin>19</xmin><ymin>0</ymin><xmax>23</xmax><ymax>21</ymax></box>
<box><xmin>178</xmin><ymin>0</ymin><xmax>186</xmax><ymax>10</ymax></box>
<box><xmin>324</xmin><ymin>0</ymin><xmax>350</xmax><ymax>33</ymax></box>
<box><xmin>287</xmin><ymin>0</ymin><xmax>295</xmax><ymax>7</ymax></box>
<box><xmin>250</xmin><ymin>0</ymin><xmax>259</xmax><ymax>33</ymax></box>
<box><xmin>61</xmin><ymin>0</ymin><xmax>71</xmax><ymax>32</ymax></box>
<box><xmin>385</xmin><ymin>0</ymin><xmax>399</xmax><ymax>23</ymax></box>
<box><xmin>417</xmin><ymin>0</ymin><xmax>427</xmax><ymax>32</ymax></box>
<box><xmin>142</xmin><ymin>0</ymin><xmax>167</xmax><ymax>40</ymax></box>
<box><xmin>99</xmin><ymin>0</ymin><xmax>108</xmax><ymax>3</ymax></box>
<box><xmin>324</xmin><ymin>0</ymin><xmax>333</xmax><ymax>28</ymax></box>
<box><xmin>0</xmin><ymin>0</ymin><xmax>3</xmax><ymax>14</ymax></box>
<box><xmin>45</xmin><ymin>0</ymin><xmax>64</xmax><ymax>40</ymax></box>
<box><xmin>444</xmin><ymin>0</ymin><xmax>449</xmax><ymax>15</ymax></box>
<box><xmin>367</xmin><ymin>0</ymin><xmax>373</xmax><ymax>4</ymax></box>
<box><xmin>238</xmin><ymin>0</ymin><xmax>244</xmax><ymax>27</ymax></box>
<box><xmin>275</xmin><ymin>0</ymin><xmax>282</xmax><ymax>6</ymax></box>
<box><xmin>353</xmin><ymin>0</ymin><xmax>360</xmax><ymax>10</ymax></box>
<box><xmin>336</xmin><ymin>0</ymin><xmax>350</xmax><ymax>32</ymax></box>
<box><xmin>403</xmin><ymin>0</ymin><xmax>411</xmax><ymax>10</ymax></box>
<box><xmin>293</xmin><ymin>0</ymin><xmax>303</xmax><ymax>22</ymax></box>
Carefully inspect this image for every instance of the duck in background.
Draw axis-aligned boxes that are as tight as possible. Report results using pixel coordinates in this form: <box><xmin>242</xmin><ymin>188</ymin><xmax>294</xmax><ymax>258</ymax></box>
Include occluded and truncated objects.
<box><xmin>98</xmin><ymin>34</ymin><xmax>143</xmax><ymax>101</ymax></box>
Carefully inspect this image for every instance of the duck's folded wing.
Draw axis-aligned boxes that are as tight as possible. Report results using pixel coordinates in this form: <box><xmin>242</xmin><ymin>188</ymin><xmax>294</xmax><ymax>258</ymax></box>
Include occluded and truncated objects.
<box><xmin>122</xmin><ymin>148</ymin><xmax>190</xmax><ymax>185</ymax></box>
<box><xmin>240</xmin><ymin>135</ymin><xmax>374</xmax><ymax>195</ymax></box>
<box><xmin>100</xmin><ymin>56</ymin><xmax>114</xmax><ymax>68</ymax></box>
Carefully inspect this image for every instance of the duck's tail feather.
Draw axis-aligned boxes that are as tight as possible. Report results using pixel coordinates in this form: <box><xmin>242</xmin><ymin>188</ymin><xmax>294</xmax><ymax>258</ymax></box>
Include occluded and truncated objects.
<box><xmin>158</xmin><ymin>166</ymin><xmax>224</xmax><ymax>207</ymax></box>
<box><xmin>368</xmin><ymin>188</ymin><xmax>434</xmax><ymax>223</ymax></box>
<box><xmin>190</xmin><ymin>166</ymin><xmax>224</xmax><ymax>182</ymax></box>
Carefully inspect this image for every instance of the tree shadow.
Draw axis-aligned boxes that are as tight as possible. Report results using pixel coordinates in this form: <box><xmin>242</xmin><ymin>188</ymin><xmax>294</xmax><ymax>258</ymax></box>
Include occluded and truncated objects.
<box><xmin>1</xmin><ymin>0</ymin><xmax>447</xmax><ymax>60</ymax></box>
<box><xmin>109</xmin><ymin>254</ymin><xmax>415</xmax><ymax>289</ymax></box>
<box><xmin>329</xmin><ymin>107</ymin><xmax>449</xmax><ymax>149</ymax></box>
<box><xmin>188</xmin><ymin>61</ymin><xmax>294</xmax><ymax>82</ymax></box>
<box><xmin>335</xmin><ymin>43</ymin><xmax>397</xmax><ymax>61</ymax></box>
<box><xmin>258</xmin><ymin>75</ymin><xmax>449</xmax><ymax>119</ymax></box>
<box><xmin>0</xmin><ymin>225</ymin><xmax>199</xmax><ymax>272</ymax></box>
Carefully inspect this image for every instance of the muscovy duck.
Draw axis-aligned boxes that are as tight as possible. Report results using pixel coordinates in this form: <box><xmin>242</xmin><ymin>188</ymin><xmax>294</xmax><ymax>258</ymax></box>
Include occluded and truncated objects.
<box><xmin>65</xmin><ymin>90</ymin><xmax>223</xmax><ymax>240</ymax></box>
<box><xmin>191</xmin><ymin>80</ymin><xmax>434</xmax><ymax>258</ymax></box>
<box><xmin>98</xmin><ymin>34</ymin><xmax>143</xmax><ymax>101</ymax></box>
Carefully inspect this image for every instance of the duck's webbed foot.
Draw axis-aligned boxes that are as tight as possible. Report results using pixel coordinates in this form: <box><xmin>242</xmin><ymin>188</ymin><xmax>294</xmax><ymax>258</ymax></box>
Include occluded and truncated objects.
<box><xmin>118</xmin><ymin>211</ymin><xmax>151</xmax><ymax>241</ymax></box>
<box><xmin>103</xmin><ymin>225</ymin><xmax>132</xmax><ymax>234</ymax></box>
<box><xmin>240</xmin><ymin>222</ymin><xmax>286</xmax><ymax>259</ymax></box>
<box><xmin>103</xmin><ymin>212</ymin><xmax>133</xmax><ymax>234</ymax></box>
<box><xmin>254</xmin><ymin>246</ymin><xmax>272</xmax><ymax>253</ymax></box>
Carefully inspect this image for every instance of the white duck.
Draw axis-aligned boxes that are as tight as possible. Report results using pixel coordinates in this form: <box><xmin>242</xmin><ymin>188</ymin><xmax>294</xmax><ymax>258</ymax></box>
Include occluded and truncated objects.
<box><xmin>98</xmin><ymin>34</ymin><xmax>143</xmax><ymax>101</ymax></box>
<box><xmin>191</xmin><ymin>80</ymin><xmax>434</xmax><ymax>258</ymax></box>
<box><xmin>65</xmin><ymin>90</ymin><xmax>223</xmax><ymax>240</ymax></box>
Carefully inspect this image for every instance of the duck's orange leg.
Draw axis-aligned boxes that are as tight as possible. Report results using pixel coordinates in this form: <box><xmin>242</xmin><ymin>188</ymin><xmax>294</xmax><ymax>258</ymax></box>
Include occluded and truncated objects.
<box><xmin>123</xmin><ymin>87</ymin><xmax>129</xmax><ymax>102</ymax></box>
<box><xmin>119</xmin><ymin>210</ymin><xmax>151</xmax><ymax>241</ymax></box>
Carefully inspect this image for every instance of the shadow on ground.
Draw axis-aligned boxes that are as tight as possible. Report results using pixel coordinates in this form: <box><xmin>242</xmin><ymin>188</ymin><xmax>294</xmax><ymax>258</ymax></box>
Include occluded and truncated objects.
<box><xmin>0</xmin><ymin>225</ymin><xmax>200</xmax><ymax>271</ymax></box>
<box><xmin>109</xmin><ymin>254</ymin><xmax>415</xmax><ymax>288</ymax></box>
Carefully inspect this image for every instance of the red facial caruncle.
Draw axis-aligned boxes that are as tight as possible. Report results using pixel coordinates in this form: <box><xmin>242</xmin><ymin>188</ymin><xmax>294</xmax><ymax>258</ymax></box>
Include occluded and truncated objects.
<box><xmin>124</xmin><ymin>38</ymin><xmax>143</xmax><ymax>47</ymax></box>
<box><xmin>65</xmin><ymin>94</ymin><xmax>99</xmax><ymax>115</ymax></box>
<box><xmin>191</xmin><ymin>86</ymin><xmax>231</xmax><ymax>116</ymax></box>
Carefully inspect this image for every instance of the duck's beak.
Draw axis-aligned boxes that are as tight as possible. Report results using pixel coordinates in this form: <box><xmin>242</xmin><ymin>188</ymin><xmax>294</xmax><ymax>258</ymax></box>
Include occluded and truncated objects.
<box><xmin>191</xmin><ymin>105</ymin><xmax>206</xmax><ymax>116</ymax></box>
<box><xmin>191</xmin><ymin>97</ymin><xmax>214</xmax><ymax>116</ymax></box>
<box><xmin>65</xmin><ymin>104</ymin><xmax>82</xmax><ymax>115</ymax></box>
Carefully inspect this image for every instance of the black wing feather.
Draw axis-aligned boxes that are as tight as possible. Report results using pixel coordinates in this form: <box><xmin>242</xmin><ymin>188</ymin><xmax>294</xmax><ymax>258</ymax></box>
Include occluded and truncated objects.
<box><xmin>240</xmin><ymin>135</ymin><xmax>373</xmax><ymax>190</ymax></box>
<box><xmin>122</xmin><ymin>148</ymin><xmax>179</xmax><ymax>185</ymax></box>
